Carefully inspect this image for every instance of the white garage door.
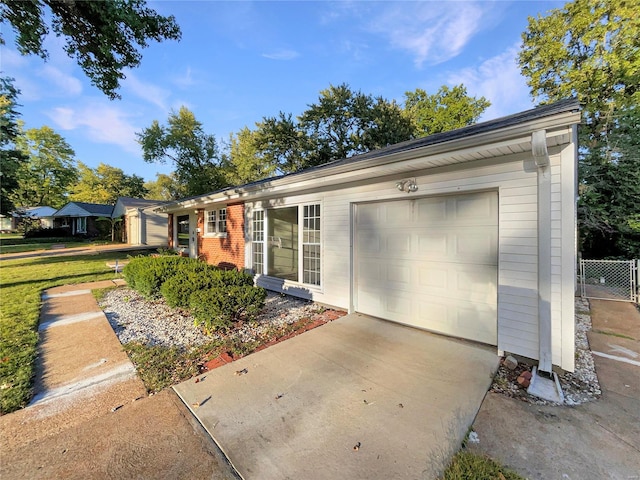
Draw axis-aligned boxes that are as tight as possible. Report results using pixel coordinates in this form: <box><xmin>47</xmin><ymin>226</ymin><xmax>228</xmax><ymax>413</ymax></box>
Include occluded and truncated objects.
<box><xmin>355</xmin><ymin>191</ymin><xmax>498</xmax><ymax>345</ymax></box>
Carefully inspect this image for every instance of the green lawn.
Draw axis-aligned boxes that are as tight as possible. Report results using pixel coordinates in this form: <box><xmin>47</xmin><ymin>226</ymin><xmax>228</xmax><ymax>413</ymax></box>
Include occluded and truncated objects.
<box><xmin>0</xmin><ymin>237</ymin><xmax>115</xmax><ymax>254</ymax></box>
<box><xmin>0</xmin><ymin>251</ymin><xmax>148</xmax><ymax>414</ymax></box>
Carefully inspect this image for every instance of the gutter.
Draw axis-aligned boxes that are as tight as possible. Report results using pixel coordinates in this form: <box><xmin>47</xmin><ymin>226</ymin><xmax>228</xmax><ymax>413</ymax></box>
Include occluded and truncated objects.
<box><xmin>160</xmin><ymin>108</ymin><xmax>581</xmax><ymax>214</ymax></box>
<box><xmin>527</xmin><ymin>129</ymin><xmax>564</xmax><ymax>403</ymax></box>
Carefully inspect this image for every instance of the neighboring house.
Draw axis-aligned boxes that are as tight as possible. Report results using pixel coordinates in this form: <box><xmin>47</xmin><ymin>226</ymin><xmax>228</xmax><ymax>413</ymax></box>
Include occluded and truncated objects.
<box><xmin>112</xmin><ymin>197</ymin><xmax>169</xmax><ymax>246</ymax></box>
<box><xmin>159</xmin><ymin>99</ymin><xmax>581</xmax><ymax>374</ymax></box>
<box><xmin>53</xmin><ymin>202</ymin><xmax>114</xmax><ymax>236</ymax></box>
<box><xmin>4</xmin><ymin>206</ymin><xmax>57</xmax><ymax>231</ymax></box>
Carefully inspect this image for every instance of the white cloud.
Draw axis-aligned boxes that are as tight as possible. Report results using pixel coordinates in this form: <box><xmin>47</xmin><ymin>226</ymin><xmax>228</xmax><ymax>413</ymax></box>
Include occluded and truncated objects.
<box><xmin>122</xmin><ymin>71</ymin><xmax>170</xmax><ymax>110</ymax></box>
<box><xmin>47</xmin><ymin>102</ymin><xmax>141</xmax><ymax>154</ymax></box>
<box><xmin>262</xmin><ymin>49</ymin><xmax>300</xmax><ymax>61</ymax></box>
<box><xmin>447</xmin><ymin>45</ymin><xmax>535</xmax><ymax>120</ymax></box>
<box><xmin>173</xmin><ymin>67</ymin><xmax>196</xmax><ymax>88</ymax></box>
<box><xmin>38</xmin><ymin>65</ymin><xmax>83</xmax><ymax>96</ymax></box>
<box><xmin>367</xmin><ymin>2</ymin><xmax>489</xmax><ymax>67</ymax></box>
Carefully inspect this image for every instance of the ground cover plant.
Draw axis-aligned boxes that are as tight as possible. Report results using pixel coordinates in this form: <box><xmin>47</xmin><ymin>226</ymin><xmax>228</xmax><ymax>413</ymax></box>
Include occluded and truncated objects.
<box><xmin>0</xmin><ymin>250</ymin><xmax>149</xmax><ymax>414</ymax></box>
<box><xmin>440</xmin><ymin>450</ymin><xmax>525</xmax><ymax>480</ymax></box>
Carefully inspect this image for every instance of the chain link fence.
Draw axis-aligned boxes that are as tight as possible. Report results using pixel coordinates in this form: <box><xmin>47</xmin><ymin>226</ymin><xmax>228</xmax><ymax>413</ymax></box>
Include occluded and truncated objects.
<box><xmin>580</xmin><ymin>259</ymin><xmax>638</xmax><ymax>303</ymax></box>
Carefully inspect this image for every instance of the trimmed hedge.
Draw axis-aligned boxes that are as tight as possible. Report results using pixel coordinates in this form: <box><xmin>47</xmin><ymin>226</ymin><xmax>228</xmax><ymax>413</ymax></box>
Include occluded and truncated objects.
<box><xmin>123</xmin><ymin>256</ymin><xmax>197</xmax><ymax>299</ymax></box>
<box><xmin>161</xmin><ymin>267</ymin><xmax>255</xmax><ymax>309</ymax></box>
<box><xmin>190</xmin><ymin>285</ymin><xmax>267</xmax><ymax>333</ymax></box>
<box><xmin>124</xmin><ymin>255</ymin><xmax>266</xmax><ymax>333</ymax></box>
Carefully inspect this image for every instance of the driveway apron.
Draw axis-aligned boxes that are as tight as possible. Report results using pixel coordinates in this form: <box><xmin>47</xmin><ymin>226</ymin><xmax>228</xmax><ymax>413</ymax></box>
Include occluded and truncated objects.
<box><xmin>174</xmin><ymin>313</ymin><xmax>499</xmax><ymax>479</ymax></box>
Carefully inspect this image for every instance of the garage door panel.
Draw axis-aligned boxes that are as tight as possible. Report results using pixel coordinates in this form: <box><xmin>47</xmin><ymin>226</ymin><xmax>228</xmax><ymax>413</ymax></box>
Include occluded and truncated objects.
<box><xmin>416</xmin><ymin>198</ymin><xmax>447</xmax><ymax>221</ymax></box>
<box><xmin>355</xmin><ymin>192</ymin><xmax>498</xmax><ymax>345</ymax></box>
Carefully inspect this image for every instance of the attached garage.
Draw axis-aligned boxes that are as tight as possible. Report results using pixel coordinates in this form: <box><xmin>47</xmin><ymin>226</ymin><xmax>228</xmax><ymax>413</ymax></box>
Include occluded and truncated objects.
<box><xmin>161</xmin><ymin>99</ymin><xmax>581</xmax><ymax>374</ymax></box>
<box><xmin>354</xmin><ymin>191</ymin><xmax>498</xmax><ymax>345</ymax></box>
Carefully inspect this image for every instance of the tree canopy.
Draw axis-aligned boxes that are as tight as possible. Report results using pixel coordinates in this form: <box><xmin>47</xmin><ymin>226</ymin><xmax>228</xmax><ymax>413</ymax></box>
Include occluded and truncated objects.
<box><xmin>519</xmin><ymin>0</ymin><xmax>640</xmax><ymax>257</ymax></box>
<box><xmin>0</xmin><ymin>76</ymin><xmax>26</xmax><ymax>214</ymax></box>
<box><xmin>70</xmin><ymin>162</ymin><xmax>147</xmax><ymax>205</ymax></box>
<box><xmin>144</xmin><ymin>173</ymin><xmax>185</xmax><ymax>201</ymax></box>
<box><xmin>137</xmin><ymin>107</ymin><xmax>227</xmax><ymax>197</ymax></box>
<box><xmin>11</xmin><ymin>125</ymin><xmax>78</xmax><ymax>209</ymax></box>
<box><xmin>256</xmin><ymin>84</ymin><xmax>415</xmax><ymax>174</ymax></box>
<box><xmin>404</xmin><ymin>85</ymin><xmax>491</xmax><ymax>137</ymax></box>
<box><xmin>0</xmin><ymin>0</ymin><xmax>181</xmax><ymax>99</ymax></box>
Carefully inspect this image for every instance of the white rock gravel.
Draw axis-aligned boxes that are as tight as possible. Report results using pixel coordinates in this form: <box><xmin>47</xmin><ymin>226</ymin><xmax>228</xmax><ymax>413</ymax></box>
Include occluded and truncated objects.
<box><xmin>99</xmin><ymin>288</ymin><xmax>322</xmax><ymax>349</ymax></box>
<box><xmin>490</xmin><ymin>297</ymin><xmax>601</xmax><ymax>406</ymax></box>
<box><xmin>101</xmin><ymin>288</ymin><xmax>601</xmax><ymax>406</ymax></box>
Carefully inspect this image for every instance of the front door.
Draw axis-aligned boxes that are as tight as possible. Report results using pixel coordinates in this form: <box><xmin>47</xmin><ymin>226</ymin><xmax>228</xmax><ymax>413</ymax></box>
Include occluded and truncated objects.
<box><xmin>189</xmin><ymin>213</ymin><xmax>198</xmax><ymax>258</ymax></box>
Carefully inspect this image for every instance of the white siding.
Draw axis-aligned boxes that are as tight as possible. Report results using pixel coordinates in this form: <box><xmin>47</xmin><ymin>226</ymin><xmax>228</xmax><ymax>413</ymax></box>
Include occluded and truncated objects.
<box><xmin>246</xmin><ymin>146</ymin><xmax>576</xmax><ymax>371</ymax></box>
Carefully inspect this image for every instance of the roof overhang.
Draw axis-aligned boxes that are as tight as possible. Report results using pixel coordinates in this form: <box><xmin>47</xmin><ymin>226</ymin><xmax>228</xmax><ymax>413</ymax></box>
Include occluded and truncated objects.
<box><xmin>160</xmin><ymin>101</ymin><xmax>580</xmax><ymax>213</ymax></box>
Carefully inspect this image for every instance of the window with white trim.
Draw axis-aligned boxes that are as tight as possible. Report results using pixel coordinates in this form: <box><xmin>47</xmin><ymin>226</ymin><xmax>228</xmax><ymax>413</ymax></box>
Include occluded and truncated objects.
<box><xmin>205</xmin><ymin>207</ymin><xmax>227</xmax><ymax>235</ymax></box>
<box><xmin>251</xmin><ymin>204</ymin><xmax>321</xmax><ymax>286</ymax></box>
<box><xmin>303</xmin><ymin>204</ymin><xmax>321</xmax><ymax>285</ymax></box>
<box><xmin>76</xmin><ymin>217</ymin><xmax>87</xmax><ymax>233</ymax></box>
<box><xmin>252</xmin><ymin>210</ymin><xmax>264</xmax><ymax>275</ymax></box>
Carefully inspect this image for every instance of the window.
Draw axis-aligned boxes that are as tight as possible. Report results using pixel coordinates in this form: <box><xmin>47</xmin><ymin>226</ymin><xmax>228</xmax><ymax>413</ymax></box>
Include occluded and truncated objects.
<box><xmin>303</xmin><ymin>204</ymin><xmax>321</xmax><ymax>285</ymax></box>
<box><xmin>177</xmin><ymin>215</ymin><xmax>189</xmax><ymax>247</ymax></box>
<box><xmin>252</xmin><ymin>210</ymin><xmax>264</xmax><ymax>275</ymax></box>
<box><xmin>251</xmin><ymin>204</ymin><xmax>321</xmax><ymax>286</ymax></box>
<box><xmin>205</xmin><ymin>207</ymin><xmax>227</xmax><ymax>235</ymax></box>
<box><xmin>76</xmin><ymin>217</ymin><xmax>87</xmax><ymax>233</ymax></box>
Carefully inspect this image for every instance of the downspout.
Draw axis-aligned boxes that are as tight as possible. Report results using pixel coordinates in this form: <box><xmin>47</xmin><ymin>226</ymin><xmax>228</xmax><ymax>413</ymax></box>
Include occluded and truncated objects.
<box><xmin>532</xmin><ymin>130</ymin><xmax>553</xmax><ymax>374</ymax></box>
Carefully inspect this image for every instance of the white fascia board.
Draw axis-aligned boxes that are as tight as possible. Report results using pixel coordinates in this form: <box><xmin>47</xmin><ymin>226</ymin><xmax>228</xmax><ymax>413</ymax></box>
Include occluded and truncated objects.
<box><xmin>161</xmin><ymin>110</ymin><xmax>580</xmax><ymax>212</ymax></box>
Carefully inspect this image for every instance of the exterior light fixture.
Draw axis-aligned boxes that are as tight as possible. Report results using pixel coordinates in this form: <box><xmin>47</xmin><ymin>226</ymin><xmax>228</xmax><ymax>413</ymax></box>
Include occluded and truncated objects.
<box><xmin>396</xmin><ymin>178</ymin><xmax>418</xmax><ymax>193</ymax></box>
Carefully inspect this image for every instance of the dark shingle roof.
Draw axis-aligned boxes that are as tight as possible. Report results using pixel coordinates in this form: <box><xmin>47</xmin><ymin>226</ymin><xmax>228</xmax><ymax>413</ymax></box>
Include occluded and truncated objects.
<box><xmin>169</xmin><ymin>98</ymin><xmax>580</xmax><ymax>206</ymax></box>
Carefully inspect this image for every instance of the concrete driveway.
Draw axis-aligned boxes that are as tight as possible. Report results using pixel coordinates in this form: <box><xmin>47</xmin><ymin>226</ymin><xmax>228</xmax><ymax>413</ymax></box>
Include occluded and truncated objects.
<box><xmin>174</xmin><ymin>313</ymin><xmax>499</xmax><ymax>479</ymax></box>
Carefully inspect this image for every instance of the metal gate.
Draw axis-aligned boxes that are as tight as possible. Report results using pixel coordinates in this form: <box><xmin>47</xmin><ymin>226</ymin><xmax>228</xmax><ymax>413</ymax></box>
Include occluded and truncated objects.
<box><xmin>580</xmin><ymin>259</ymin><xmax>638</xmax><ymax>303</ymax></box>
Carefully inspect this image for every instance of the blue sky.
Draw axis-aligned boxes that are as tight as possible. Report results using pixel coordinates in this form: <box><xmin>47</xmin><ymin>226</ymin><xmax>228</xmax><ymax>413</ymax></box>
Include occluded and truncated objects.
<box><xmin>2</xmin><ymin>0</ymin><xmax>564</xmax><ymax>183</ymax></box>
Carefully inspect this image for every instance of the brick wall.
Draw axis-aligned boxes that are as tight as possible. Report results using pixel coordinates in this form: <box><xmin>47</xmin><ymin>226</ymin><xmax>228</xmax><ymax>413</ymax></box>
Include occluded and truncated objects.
<box><xmin>167</xmin><ymin>213</ymin><xmax>174</xmax><ymax>248</ymax></box>
<box><xmin>198</xmin><ymin>203</ymin><xmax>245</xmax><ymax>269</ymax></box>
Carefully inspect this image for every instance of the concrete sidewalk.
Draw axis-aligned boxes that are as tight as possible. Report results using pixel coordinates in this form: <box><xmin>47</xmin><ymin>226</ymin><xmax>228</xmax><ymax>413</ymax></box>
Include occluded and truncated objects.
<box><xmin>469</xmin><ymin>299</ymin><xmax>640</xmax><ymax>480</ymax></box>
<box><xmin>175</xmin><ymin>313</ymin><xmax>499</xmax><ymax>479</ymax></box>
<box><xmin>0</xmin><ymin>280</ymin><xmax>236</xmax><ymax>480</ymax></box>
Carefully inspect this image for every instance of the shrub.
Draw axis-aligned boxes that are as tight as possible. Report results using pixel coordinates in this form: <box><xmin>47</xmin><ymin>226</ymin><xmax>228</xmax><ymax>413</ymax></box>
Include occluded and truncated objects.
<box><xmin>123</xmin><ymin>255</ymin><xmax>197</xmax><ymax>299</ymax></box>
<box><xmin>160</xmin><ymin>266</ymin><xmax>255</xmax><ymax>309</ymax></box>
<box><xmin>161</xmin><ymin>266</ymin><xmax>217</xmax><ymax>308</ymax></box>
<box><xmin>190</xmin><ymin>285</ymin><xmax>267</xmax><ymax>333</ymax></box>
<box><xmin>24</xmin><ymin>227</ymin><xmax>72</xmax><ymax>239</ymax></box>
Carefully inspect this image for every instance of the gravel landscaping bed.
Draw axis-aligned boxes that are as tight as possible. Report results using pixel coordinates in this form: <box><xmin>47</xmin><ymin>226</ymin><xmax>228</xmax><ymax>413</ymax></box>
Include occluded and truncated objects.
<box><xmin>100</xmin><ymin>287</ymin><xmax>336</xmax><ymax>350</ymax></box>
<box><xmin>490</xmin><ymin>297</ymin><xmax>601</xmax><ymax>406</ymax></box>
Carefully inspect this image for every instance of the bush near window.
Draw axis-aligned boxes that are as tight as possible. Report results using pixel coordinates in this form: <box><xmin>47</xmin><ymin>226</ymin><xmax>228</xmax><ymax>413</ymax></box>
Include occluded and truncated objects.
<box><xmin>24</xmin><ymin>227</ymin><xmax>73</xmax><ymax>238</ymax></box>
<box><xmin>124</xmin><ymin>255</ymin><xmax>266</xmax><ymax>333</ymax></box>
<box><xmin>161</xmin><ymin>266</ymin><xmax>255</xmax><ymax>309</ymax></box>
<box><xmin>190</xmin><ymin>285</ymin><xmax>267</xmax><ymax>333</ymax></box>
<box><xmin>123</xmin><ymin>255</ymin><xmax>195</xmax><ymax>298</ymax></box>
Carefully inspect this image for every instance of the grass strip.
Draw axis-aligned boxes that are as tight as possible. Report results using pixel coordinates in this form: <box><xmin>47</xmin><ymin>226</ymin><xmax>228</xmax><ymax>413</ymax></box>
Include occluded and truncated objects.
<box><xmin>441</xmin><ymin>450</ymin><xmax>525</xmax><ymax>480</ymax></box>
<box><xmin>0</xmin><ymin>251</ymin><xmax>148</xmax><ymax>414</ymax></box>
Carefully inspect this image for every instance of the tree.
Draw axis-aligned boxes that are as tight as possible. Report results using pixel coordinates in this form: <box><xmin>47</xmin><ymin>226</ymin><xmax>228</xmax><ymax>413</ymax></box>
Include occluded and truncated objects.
<box><xmin>11</xmin><ymin>125</ymin><xmax>77</xmax><ymax>208</ymax></box>
<box><xmin>0</xmin><ymin>76</ymin><xmax>26</xmax><ymax>214</ymax></box>
<box><xmin>299</xmin><ymin>84</ymin><xmax>414</xmax><ymax>166</ymax></box>
<box><xmin>578</xmin><ymin>105</ymin><xmax>640</xmax><ymax>257</ymax></box>
<box><xmin>519</xmin><ymin>0</ymin><xmax>639</xmax><ymax>138</ymax></box>
<box><xmin>0</xmin><ymin>0</ymin><xmax>181</xmax><ymax>99</ymax></box>
<box><xmin>144</xmin><ymin>173</ymin><xmax>185</xmax><ymax>201</ymax></box>
<box><xmin>70</xmin><ymin>162</ymin><xmax>148</xmax><ymax>204</ymax></box>
<box><xmin>255</xmin><ymin>84</ymin><xmax>414</xmax><ymax>174</ymax></box>
<box><xmin>137</xmin><ymin>107</ymin><xmax>227</xmax><ymax>197</ymax></box>
<box><xmin>403</xmin><ymin>85</ymin><xmax>491</xmax><ymax>137</ymax></box>
<box><xmin>519</xmin><ymin>0</ymin><xmax>640</xmax><ymax>257</ymax></box>
<box><xmin>254</xmin><ymin>112</ymin><xmax>309</xmax><ymax>174</ymax></box>
<box><xmin>222</xmin><ymin>127</ymin><xmax>275</xmax><ymax>185</ymax></box>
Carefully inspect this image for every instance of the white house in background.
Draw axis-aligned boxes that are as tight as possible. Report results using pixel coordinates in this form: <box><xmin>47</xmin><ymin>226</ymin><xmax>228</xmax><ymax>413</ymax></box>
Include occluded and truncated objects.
<box><xmin>5</xmin><ymin>206</ymin><xmax>57</xmax><ymax>231</ymax></box>
<box><xmin>52</xmin><ymin>202</ymin><xmax>114</xmax><ymax>236</ymax></box>
<box><xmin>112</xmin><ymin>197</ymin><xmax>168</xmax><ymax>246</ymax></box>
<box><xmin>160</xmin><ymin>99</ymin><xmax>581</xmax><ymax>374</ymax></box>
